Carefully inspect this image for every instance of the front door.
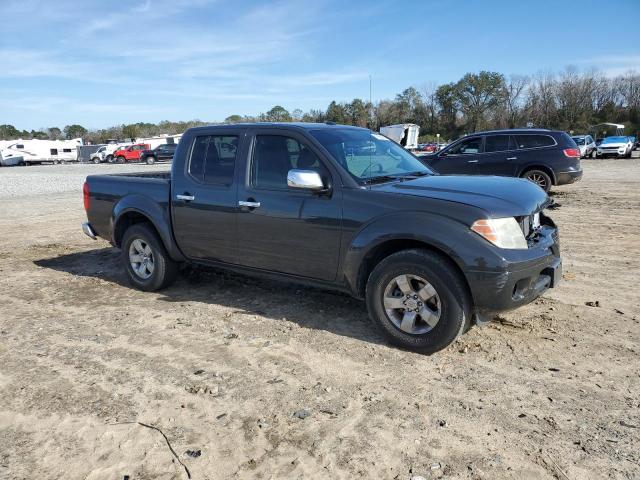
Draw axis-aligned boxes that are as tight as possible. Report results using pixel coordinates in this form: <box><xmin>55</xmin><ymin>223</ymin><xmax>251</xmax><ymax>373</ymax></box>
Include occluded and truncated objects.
<box><xmin>236</xmin><ymin>130</ymin><xmax>342</xmax><ymax>281</ymax></box>
<box><xmin>477</xmin><ymin>134</ymin><xmax>519</xmax><ymax>176</ymax></box>
<box><xmin>171</xmin><ymin>131</ymin><xmax>243</xmax><ymax>263</ymax></box>
<box><xmin>424</xmin><ymin>136</ymin><xmax>482</xmax><ymax>174</ymax></box>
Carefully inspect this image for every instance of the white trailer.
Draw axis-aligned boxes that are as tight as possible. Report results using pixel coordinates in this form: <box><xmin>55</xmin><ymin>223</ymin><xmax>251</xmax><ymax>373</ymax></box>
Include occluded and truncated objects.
<box><xmin>379</xmin><ymin>124</ymin><xmax>420</xmax><ymax>150</ymax></box>
<box><xmin>0</xmin><ymin>138</ymin><xmax>83</xmax><ymax>165</ymax></box>
<box><xmin>135</xmin><ymin>134</ymin><xmax>182</xmax><ymax>149</ymax></box>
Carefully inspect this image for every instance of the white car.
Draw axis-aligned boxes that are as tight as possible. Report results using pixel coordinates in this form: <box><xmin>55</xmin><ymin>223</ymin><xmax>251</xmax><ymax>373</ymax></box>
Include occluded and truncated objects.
<box><xmin>596</xmin><ymin>136</ymin><xmax>634</xmax><ymax>158</ymax></box>
<box><xmin>90</xmin><ymin>146</ymin><xmax>108</xmax><ymax>164</ymax></box>
<box><xmin>571</xmin><ymin>135</ymin><xmax>596</xmax><ymax>158</ymax></box>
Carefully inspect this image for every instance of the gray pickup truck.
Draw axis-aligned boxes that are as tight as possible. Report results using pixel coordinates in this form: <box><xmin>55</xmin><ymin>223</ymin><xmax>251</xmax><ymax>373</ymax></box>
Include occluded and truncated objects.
<box><xmin>82</xmin><ymin>122</ymin><xmax>562</xmax><ymax>353</ymax></box>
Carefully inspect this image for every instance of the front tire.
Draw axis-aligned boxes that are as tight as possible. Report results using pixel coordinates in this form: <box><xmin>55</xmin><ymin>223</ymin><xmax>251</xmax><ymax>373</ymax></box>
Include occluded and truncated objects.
<box><xmin>366</xmin><ymin>249</ymin><xmax>471</xmax><ymax>354</ymax></box>
<box><xmin>145</xmin><ymin>155</ymin><xmax>155</xmax><ymax>165</ymax></box>
<box><xmin>121</xmin><ymin>223</ymin><xmax>178</xmax><ymax>291</ymax></box>
<box><xmin>117</xmin><ymin>156</ymin><xmax>125</xmax><ymax>164</ymax></box>
<box><xmin>522</xmin><ymin>169</ymin><xmax>552</xmax><ymax>192</ymax></box>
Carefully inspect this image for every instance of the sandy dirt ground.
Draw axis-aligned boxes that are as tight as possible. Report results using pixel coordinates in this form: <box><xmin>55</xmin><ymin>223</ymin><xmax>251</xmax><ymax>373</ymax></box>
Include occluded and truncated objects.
<box><xmin>0</xmin><ymin>160</ymin><xmax>638</xmax><ymax>479</ymax></box>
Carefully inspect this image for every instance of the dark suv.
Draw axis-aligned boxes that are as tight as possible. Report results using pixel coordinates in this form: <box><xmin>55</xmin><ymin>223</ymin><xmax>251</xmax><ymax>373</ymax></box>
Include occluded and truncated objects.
<box><xmin>140</xmin><ymin>143</ymin><xmax>177</xmax><ymax>164</ymax></box>
<box><xmin>420</xmin><ymin>129</ymin><xmax>583</xmax><ymax>191</ymax></box>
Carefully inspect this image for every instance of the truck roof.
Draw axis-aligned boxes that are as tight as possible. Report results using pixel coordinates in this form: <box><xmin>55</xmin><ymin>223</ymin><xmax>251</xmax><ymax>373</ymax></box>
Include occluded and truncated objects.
<box><xmin>186</xmin><ymin>122</ymin><xmax>370</xmax><ymax>134</ymax></box>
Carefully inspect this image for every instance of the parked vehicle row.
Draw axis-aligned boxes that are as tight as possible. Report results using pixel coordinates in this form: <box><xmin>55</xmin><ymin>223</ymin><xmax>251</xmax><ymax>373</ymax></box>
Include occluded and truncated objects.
<box><xmin>82</xmin><ymin>122</ymin><xmax>562</xmax><ymax>354</ymax></box>
<box><xmin>90</xmin><ymin>143</ymin><xmax>177</xmax><ymax>164</ymax></box>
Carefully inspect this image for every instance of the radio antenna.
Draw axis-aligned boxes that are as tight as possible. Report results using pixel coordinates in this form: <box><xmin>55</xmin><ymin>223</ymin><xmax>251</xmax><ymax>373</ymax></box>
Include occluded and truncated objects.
<box><xmin>368</xmin><ymin>74</ymin><xmax>373</xmax><ymax>189</ymax></box>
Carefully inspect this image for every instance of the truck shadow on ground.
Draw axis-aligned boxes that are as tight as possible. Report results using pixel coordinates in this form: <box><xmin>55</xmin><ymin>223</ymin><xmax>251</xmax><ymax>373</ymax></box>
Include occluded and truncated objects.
<box><xmin>34</xmin><ymin>247</ymin><xmax>389</xmax><ymax>348</ymax></box>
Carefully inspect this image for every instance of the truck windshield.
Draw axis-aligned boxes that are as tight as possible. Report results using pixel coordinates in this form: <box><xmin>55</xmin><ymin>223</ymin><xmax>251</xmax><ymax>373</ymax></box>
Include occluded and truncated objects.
<box><xmin>309</xmin><ymin>128</ymin><xmax>433</xmax><ymax>183</ymax></box>
<box><xmin>572</xmin><ymin>137</ymin><xmax>585</xmax><ymax>145</ymax></box>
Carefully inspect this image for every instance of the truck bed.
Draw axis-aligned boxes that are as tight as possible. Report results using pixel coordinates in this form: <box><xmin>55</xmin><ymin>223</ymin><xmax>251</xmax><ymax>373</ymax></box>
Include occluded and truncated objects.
<box><xmin>107</xmin><ymin>171</ymin><xmax>172</xmax><ymax>180</ymax></box>
<box><xmin>84</xmin><ymin>170</ymin><xmax>172</xmax><ymax>243</ymax></box>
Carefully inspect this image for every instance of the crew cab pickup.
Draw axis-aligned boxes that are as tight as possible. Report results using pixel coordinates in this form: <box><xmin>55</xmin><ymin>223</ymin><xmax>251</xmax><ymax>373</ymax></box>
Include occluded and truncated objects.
<box><xmin>114</xmin><ymin>143</ymin><xmax>151</xmax><ymax>163</ymax></box>
<box><xmin>82</xmin><ymin>123</ymin><xmax>562</xmax><ymax>354</ymax></box>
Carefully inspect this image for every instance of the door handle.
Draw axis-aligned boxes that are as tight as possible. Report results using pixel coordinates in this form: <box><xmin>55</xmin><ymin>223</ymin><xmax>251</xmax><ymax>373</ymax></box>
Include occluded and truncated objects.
<box><xmin>506</xmin><ymin>156</ymin><xmax>517</xmax><ymax>161</ymax></box>
<box><xmin>467</xmin><ymin>159</ymin><xmax>478</xmax><ymax>163</ymax></box>
<box><xmin>176</xmin><ymin>194</ymin><xmax>195</xmax><ymax>201</ymax></box>
<box><xmin>239</xmin><ymin>200</ymin><xmax>261</xmax><ymax>208</ymax></box>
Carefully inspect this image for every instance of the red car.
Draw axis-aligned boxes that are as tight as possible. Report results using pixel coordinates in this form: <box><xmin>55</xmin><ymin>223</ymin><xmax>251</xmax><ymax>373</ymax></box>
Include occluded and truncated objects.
<box><xmin>417</xmin><ymin>143</ymin><xmax>437</xmax><ymax>152</ymax></box>
<box><xmin>114</xmin><ymin>144</ymin><xmax>151</xmax><ymax>163</ymax></box>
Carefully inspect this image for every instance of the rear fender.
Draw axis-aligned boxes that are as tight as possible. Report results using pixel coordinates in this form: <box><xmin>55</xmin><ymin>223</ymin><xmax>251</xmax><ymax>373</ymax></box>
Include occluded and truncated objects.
<box><xmin>112</xmin><ymin>194</ymin><xmax>185</xmax><ymax>261</ymax></box>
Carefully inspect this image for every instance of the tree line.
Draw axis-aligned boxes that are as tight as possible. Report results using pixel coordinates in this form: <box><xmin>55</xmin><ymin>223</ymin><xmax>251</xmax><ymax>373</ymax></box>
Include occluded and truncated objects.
<box><xmin>2</xmin><ymin>67</ymin><xmax>638</xmax><ymax>144</ymax></box>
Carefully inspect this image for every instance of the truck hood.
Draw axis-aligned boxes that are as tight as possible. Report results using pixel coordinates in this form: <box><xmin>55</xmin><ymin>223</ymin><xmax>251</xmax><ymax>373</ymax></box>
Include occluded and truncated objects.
<box><xmin>372</xmin><ymin>175</ymin><xmax>549</xmax><ymax>217</ymax></box>
<box><xmin>599</xmin><ymin>142</ymin><xmax>628</xmax><ymax>147</ymax></box>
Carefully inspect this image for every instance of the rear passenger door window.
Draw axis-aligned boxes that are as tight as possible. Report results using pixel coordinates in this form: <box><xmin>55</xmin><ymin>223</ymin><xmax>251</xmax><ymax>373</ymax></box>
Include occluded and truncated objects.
<box><xmin>485</xmin><ymin>135</ymin><xmax>516</xmax><ymax>153</ymax></box>
<box><xmin>515</xmin><ymin>135</ymin><xmax>555</xmax><ymax>149</ymax></box>
<box><xmin>188</xmin><ymin>135</ymin><xmax>238</xmax><ymax>185</ymax></box>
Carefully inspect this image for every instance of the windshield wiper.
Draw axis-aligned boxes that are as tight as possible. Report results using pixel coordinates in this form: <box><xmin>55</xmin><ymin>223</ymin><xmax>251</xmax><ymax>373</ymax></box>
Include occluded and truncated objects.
<box><xmin>362</xmin><ymin>175</ymin><xmax>397</xmax><ymax>185</ymax></box>
<box><xmin>403</xmin><ymin>171</ymin><xmax>431</xmax><ymax>177</ymax></box>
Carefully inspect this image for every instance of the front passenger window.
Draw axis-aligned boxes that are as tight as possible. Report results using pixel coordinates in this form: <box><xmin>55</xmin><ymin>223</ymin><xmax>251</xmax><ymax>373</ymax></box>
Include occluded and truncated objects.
<box><xmin>448</xmin><ymin>137</ymin><xmax>482</xmax><ymax>155</ymax></box>
<box><xmin>252</xmin><ymin>135</ymin><xmax>328</xmax><ymax>189</ymax></box>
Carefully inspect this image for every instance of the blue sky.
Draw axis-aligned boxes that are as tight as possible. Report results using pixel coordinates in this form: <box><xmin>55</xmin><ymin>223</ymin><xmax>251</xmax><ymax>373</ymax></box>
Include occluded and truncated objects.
<box><xmin>1</xmin><ymin>0</ymin><xmax>639</xmax><ymax>130</ymax></box>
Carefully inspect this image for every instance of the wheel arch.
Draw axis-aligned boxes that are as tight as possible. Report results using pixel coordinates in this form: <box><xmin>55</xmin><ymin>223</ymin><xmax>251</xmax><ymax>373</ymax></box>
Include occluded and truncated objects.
<box><xmin>354</xmin><ymin>238</ymin><xmax>472</xmax><ymax>301</ymax></box>
<box><xmin>112</xmin><ymin>198</ymin><xmax>185</xmax><ymax>262</ymax></box>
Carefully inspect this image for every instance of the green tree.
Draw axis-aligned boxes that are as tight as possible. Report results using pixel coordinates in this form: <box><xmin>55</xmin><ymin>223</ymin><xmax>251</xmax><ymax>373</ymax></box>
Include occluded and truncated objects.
<box><xmin>455</xmin><ymin>71</ymin><xmax>506</xmax><ymax>132</ymax></box>
<box><xmin>47</xmin><ymin>127</ymin><xmax>62</xmax><ymax>140</ymax></box>
<box><xmin>63</xmin><ymin>124</ymin><xmax>87</xmax><ymax>139</ymax></box>
<box><xmin>0</xmin><ymin>124</ymin><xmax>21</xmax><ymax>139</ymax></box>
<box><xmin>31</xmin><ymin>130</ymin><xmax>48</xmax><ymax>140</ymax></box>
<box><xmin>224</xmin><ymin>115</ymin><xmax>243</xmax><ymax>123</ymax></box>
<box><xmin>436</xmin><ymin>83</ymin><xmax>459</xmax><ymax>136</ymax></box>
<box><xmin>121</xmin><ymin>124</ymin><xmax>138</xmax><ymax>140</ymax></box>
<box><xmin>326</xmin><ymin>101</ymin><xmax>348</xmax><ymax>124</ymax></box>
<box><xmin>347</xmin><ymin>99</ymin><xmax>369</xmax><ymax>127</ymax></box>
<box><xmin>262</xmin><ymin>105</ymin><xmax>292</xmax><ymax>122</ymax></box>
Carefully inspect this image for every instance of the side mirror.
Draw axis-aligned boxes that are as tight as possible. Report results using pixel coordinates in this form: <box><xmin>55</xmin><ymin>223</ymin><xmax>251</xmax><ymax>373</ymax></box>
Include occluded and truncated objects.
<box><xmin>287</xmin><ymin>169</ymin><xmax>325</xmax><ymax>191</ymax></box>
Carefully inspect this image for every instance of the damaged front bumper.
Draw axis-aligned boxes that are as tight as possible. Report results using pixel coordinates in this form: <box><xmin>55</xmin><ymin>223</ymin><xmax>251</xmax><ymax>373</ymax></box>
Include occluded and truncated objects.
<box><xmin>465</xmin><ymin>216</ymin><xmax>562</xmax><ymax>323</ymax></box>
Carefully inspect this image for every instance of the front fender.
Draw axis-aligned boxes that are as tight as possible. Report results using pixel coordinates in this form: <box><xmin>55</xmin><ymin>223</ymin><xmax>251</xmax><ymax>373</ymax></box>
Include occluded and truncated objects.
<box><xmin>112</xmin><ymin>194</ymin><xmax>185</xmax><ymax>261</ymax></box>
<box><xmin>342</xmin><ymin>211</ymin><xmax>507</xmax><ymax>296</ymax></box>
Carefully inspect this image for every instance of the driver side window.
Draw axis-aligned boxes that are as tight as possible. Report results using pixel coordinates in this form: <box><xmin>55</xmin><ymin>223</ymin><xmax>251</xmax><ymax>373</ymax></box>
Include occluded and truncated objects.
<box><xmin>252</xmin><ymin>135</ymin><xmax>328</xmax><ymax>190</ymax></box>
<box><xmin>448</xmin><ymin>137</ymin><xmax>482</xmax><ymax>155</ymax></box>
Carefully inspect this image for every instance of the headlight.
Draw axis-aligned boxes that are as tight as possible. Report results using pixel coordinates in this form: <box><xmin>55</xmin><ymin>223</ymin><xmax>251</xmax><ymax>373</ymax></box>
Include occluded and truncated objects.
<box><xmin>471</xmin><ymin>217</ymin><xmax>528</xmax><ymax>249</ymax></box>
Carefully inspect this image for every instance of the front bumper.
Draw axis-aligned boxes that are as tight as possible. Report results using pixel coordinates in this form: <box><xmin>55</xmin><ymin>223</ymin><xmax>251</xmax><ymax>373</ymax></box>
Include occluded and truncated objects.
<box><xmin>82</xmin><ymin>221</ymin><xmax>97</xmax><ymax>240</ymax></box>
<box><xmin>556</xmin><ymin>168</ymin><xmax>583</xmax><ymax>185</ymax></box>
<box><xmin>465</xmin><ymin>222</ymin><xmax>561</xmax><ymax>315</ymax></box>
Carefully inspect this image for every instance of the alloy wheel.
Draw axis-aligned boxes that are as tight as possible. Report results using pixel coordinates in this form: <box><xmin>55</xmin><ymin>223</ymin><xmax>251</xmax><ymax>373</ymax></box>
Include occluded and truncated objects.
<box><xmin>129</xmin><ymin>238</ymin><xmax>154</xmax><ymax>279</ymax></box>
<box><xmin>382</xmin><ymin>274</ymin><xmax>441</xmax><ymax>335</ymax></box>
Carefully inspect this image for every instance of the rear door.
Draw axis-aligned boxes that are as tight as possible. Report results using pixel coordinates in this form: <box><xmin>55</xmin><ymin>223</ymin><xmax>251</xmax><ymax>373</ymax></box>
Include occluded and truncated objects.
<box><xmin>477</xmin><ymin>134</ymin><xmax>519</xmax><ymax>176</ymax></box>
<box><xmin>423</xmin><ymin>136</ymin><xmax>482</xmax><ymax>174</ymax></box>
<box><xmin>171</xmin><ymin>130</ymin><xmax>244</xmax><ymax>263</ymax></box>
<box><xmin>161</xmin><ymin>144</ymin><xmax>177</xmax><ymax>161</ymax></box>
<box><xmin>235</xmin><ymin>128</ymin><xmax>342</xmax><ymax>281</ymax></box>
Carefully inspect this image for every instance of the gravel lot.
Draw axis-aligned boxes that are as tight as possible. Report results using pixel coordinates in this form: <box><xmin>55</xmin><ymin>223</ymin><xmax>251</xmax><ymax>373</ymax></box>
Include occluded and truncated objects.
<box><xmin>0</xmin><ymin>163</ymin><xmax>170</xmax><ymax>199</ymax></box>
<box><xmin>0</xmin><ymin>159</ymin><xmax>639</xmax><ymax>479</ymax></box>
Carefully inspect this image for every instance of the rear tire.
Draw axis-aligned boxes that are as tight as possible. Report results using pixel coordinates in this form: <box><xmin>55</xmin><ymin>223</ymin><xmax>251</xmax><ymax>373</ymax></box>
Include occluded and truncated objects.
<box><xmin>121</xmin><ymin>223</ymin><xmax>178</xmax><ymax>291</ymax></box>
<box><xmin>107</xmin><ymin>155</ymin><xmax>114</xmax><ymax>163</ymax></box>
<box><xmin>366</xmin><ymin>249</ymin><xmax>471</xmax><ymax>354</ymax></box>
<box><xmin>522</xmin><ymin>169</ymin><xmax>552</xmax><ymax>192</ymax></box>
